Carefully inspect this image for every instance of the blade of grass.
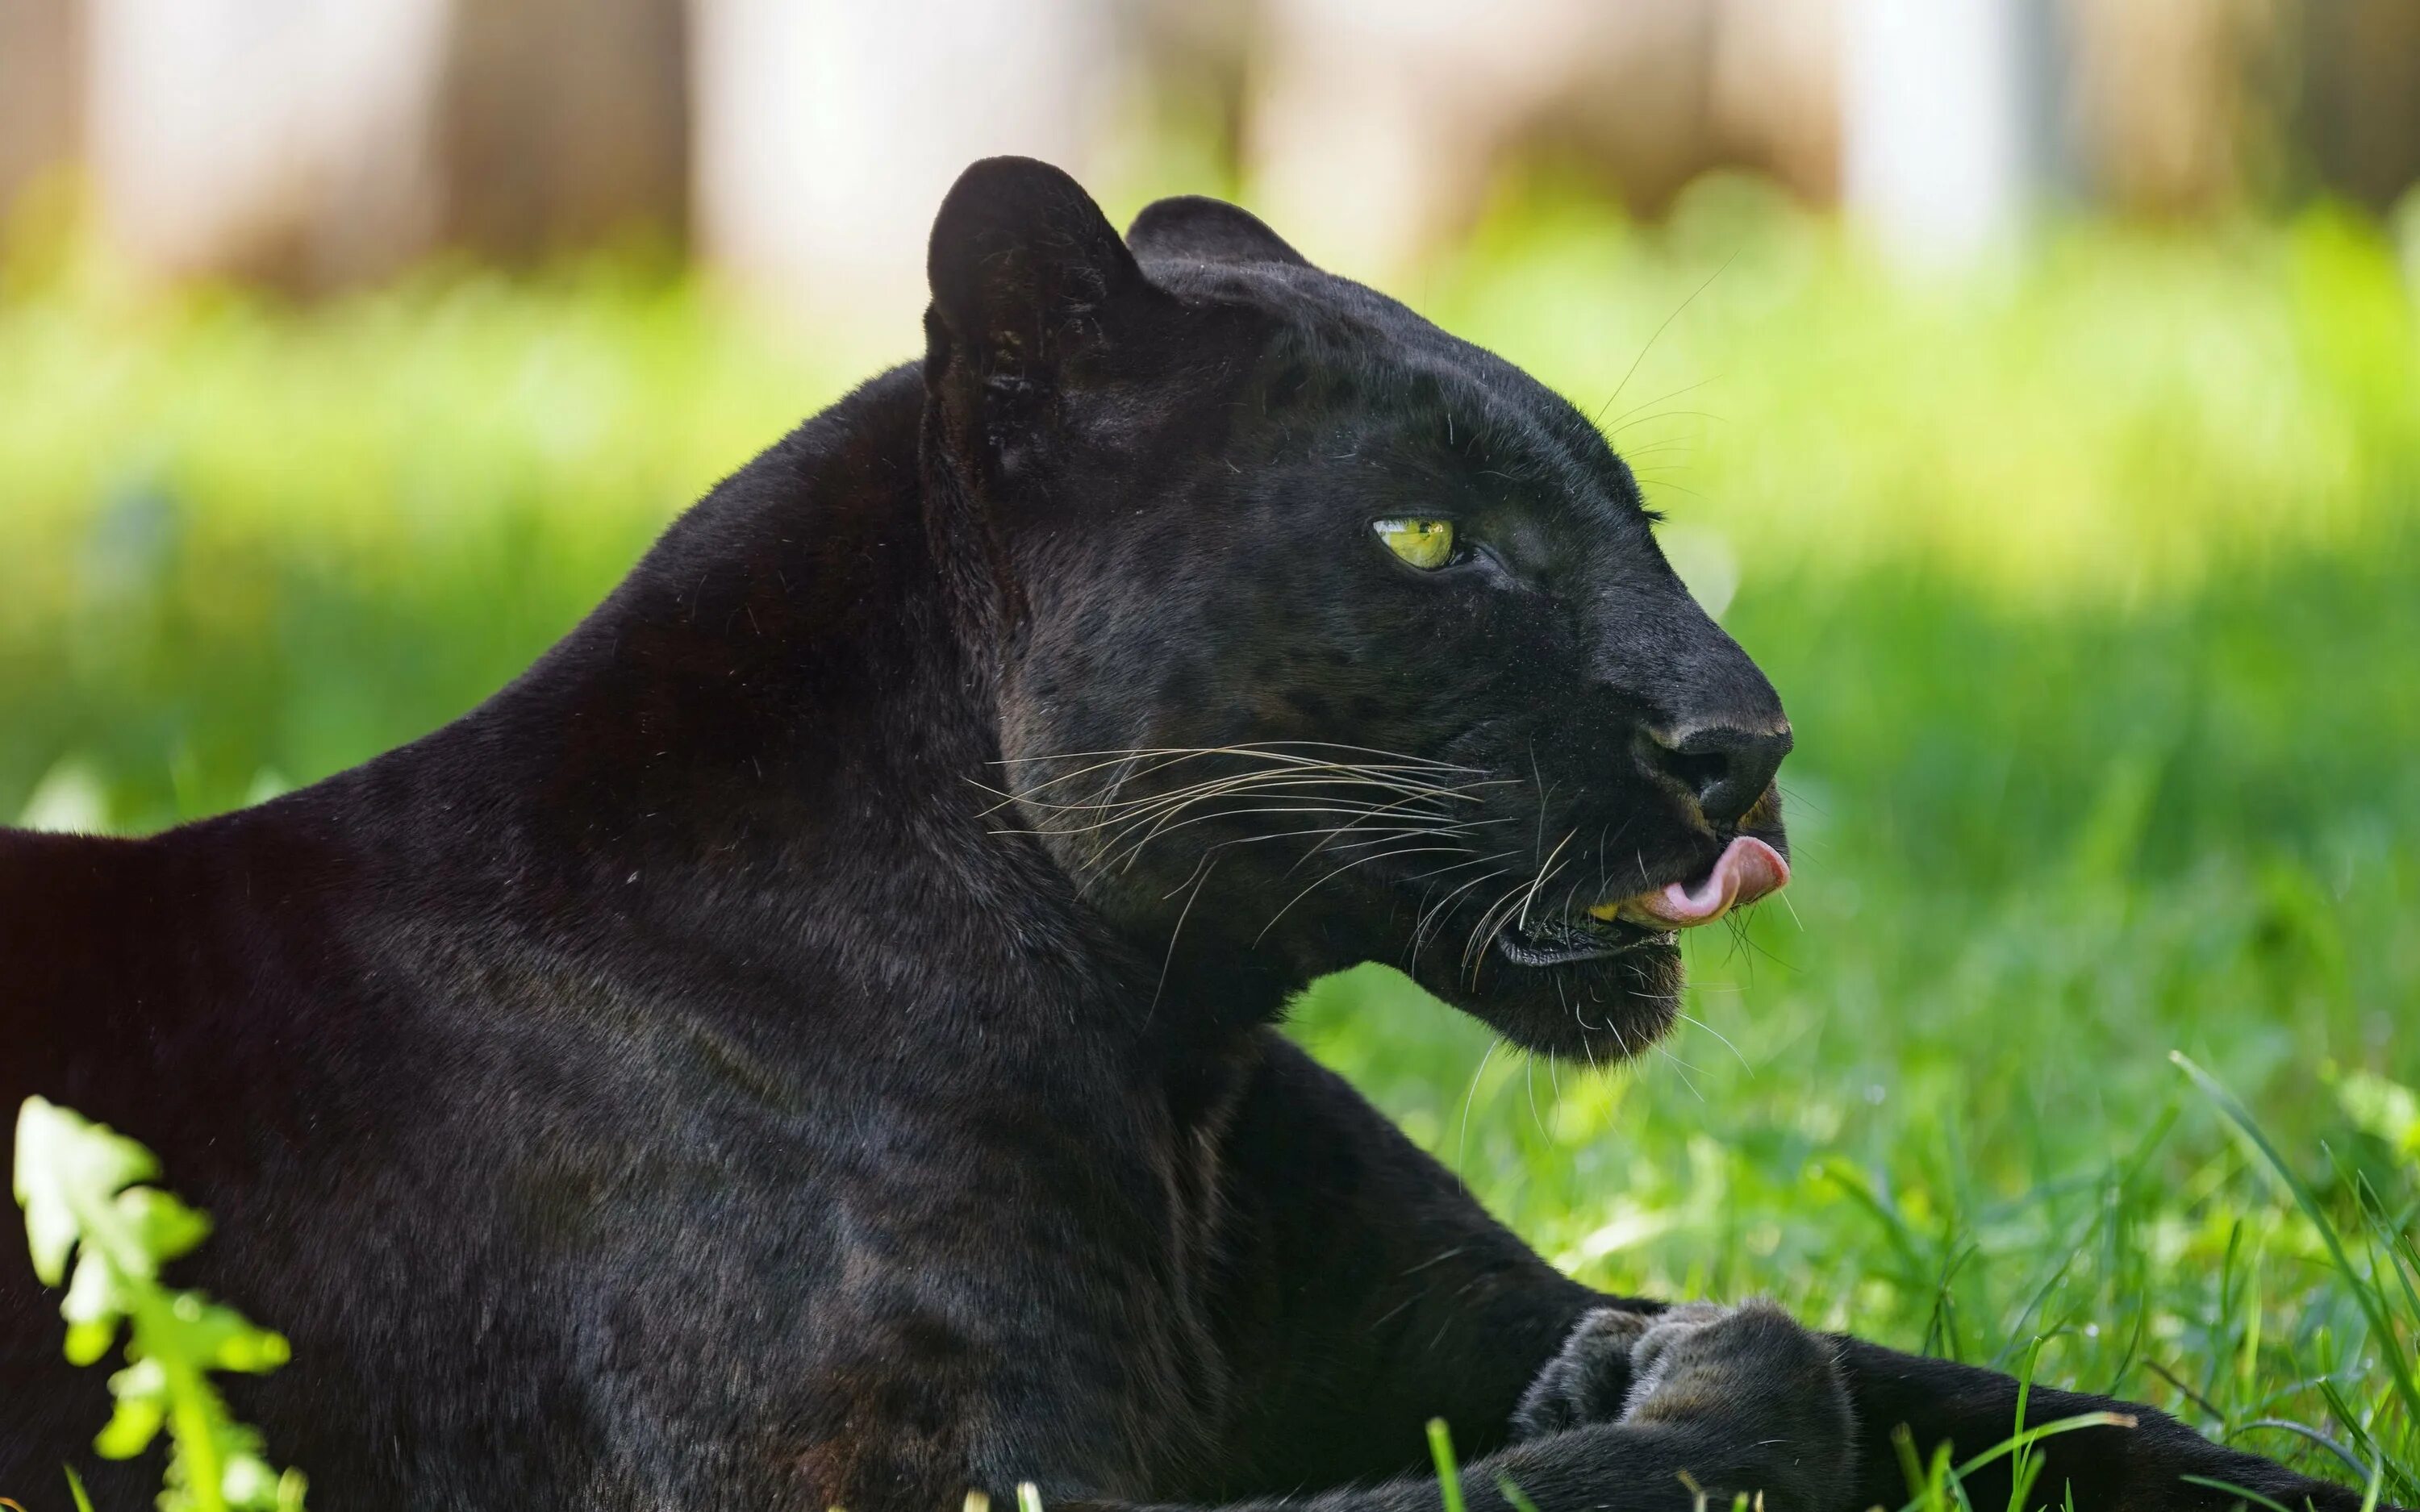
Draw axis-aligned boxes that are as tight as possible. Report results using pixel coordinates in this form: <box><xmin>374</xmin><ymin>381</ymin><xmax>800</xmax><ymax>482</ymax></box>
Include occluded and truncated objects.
<box><xmin>2178</xmin><ymin>1474</ymin><xmax>2293</xmax><ymax>1512</ymax></box>
<box><xmin>2226</xmin><ymin>1418</ymin><xmax>2374</xmax><ymax>1481</ymax></box>
<box><xmin>1495</xmin><ymin>1475</ymin><xmax>1543</xmax><ymax>1512</ymax></box>
<box><xmin>2007</xmin><ymin>1336</ymin><xmax>2047</xmax><ymax>1512</ymax></box>
<box><xmin>1892</xmin><ymin>1410</ymin><xmax>2136</xmax><ymax>1512</ymax></box>
<box><xmin>2172</xmin><ymin>1053</ymin><xmax>2420</xmax><ymax>1429</ymax></box>
<box><xmin>1426</xmin><ymin>1418</ymin><xmax>1467</xmax><ymax>1512</ymax></box>
<box><xmin>1892</xmin><ymin>1423</ymin><xmax>1930</xmax><ymax>1510</ymax></box>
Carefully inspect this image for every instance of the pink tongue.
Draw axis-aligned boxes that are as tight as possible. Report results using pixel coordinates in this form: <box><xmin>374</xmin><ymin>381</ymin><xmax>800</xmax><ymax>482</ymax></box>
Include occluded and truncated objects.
<box><xmin>1634</xmin><ymin>835</ymin><xmax>1790</xmax><ymax>927</ymax></box>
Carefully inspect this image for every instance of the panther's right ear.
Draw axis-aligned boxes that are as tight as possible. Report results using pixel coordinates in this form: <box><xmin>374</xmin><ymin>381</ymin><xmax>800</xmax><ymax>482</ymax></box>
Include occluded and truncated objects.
<box><xmin>1126</xmin><ymin>197</ymin><xmax>1312</xmax><ymax>269</ymax></box>
<box><xmin>926</xmin><ymin>157</ymin><xmax>1158</xmax><ymax>390</ymax></box>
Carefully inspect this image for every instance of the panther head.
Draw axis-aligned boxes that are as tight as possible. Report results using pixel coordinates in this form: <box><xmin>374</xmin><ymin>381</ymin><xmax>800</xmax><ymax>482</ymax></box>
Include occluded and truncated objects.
<box><xmin>922</xmin><ymin>158</ymin><xmax>1790</xmax><ymax>1062</ymax></box>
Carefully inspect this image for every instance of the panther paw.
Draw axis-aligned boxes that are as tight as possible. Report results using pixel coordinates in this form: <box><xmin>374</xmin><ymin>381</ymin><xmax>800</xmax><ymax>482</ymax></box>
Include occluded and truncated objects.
<box><xmin>1516</xmin><ymin>1302</ymin><xmax>1850</xmax><ymax>1446</ymax></box>
<box><xmin>1621</xmin><ymin>1300</ymin><xmax>1826</xmax><ymax>1421</ymax></box>
<box><xmin>1512</xmin><ymin>1306</ymin><xmax>1672</xmax><ymax>1439</ymax></box>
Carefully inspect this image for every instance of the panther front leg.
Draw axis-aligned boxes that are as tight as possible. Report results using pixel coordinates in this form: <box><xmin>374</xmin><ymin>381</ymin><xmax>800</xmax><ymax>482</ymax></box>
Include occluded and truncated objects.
<box><xmin>1517</xmin><ymin>1312</ymin><xmax>2397</xmax><ymax>1512</ymax></box>
<box><xmin>1216</xmin><ymin>1032</ymin><xmax>2395</xmax><ymax>1512</ymax></box>
<box><xmin>1072</xmin><ymin>1301</ymin><xmax>1857</xmax><ymax>1512</ymax></box>
<box><xmin>1825</xmin><ymin>1337</ymin><xmax>2402</xmax><ymax>1512</ymax></box>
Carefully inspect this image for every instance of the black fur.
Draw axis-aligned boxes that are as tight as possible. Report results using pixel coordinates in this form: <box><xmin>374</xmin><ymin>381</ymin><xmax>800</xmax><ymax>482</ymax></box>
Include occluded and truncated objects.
<box><xmin>2</xmin><ymin>159</ymin><xmax>2383</xmax><ymax>1512</ymax></box>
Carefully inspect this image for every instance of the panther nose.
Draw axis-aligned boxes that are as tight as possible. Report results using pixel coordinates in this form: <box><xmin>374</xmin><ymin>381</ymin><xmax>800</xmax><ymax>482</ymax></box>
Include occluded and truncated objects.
<box><xmin>1639</xmin><ymin>723</ymin><xmax>1793</xmax><ymax>827</ymax></box>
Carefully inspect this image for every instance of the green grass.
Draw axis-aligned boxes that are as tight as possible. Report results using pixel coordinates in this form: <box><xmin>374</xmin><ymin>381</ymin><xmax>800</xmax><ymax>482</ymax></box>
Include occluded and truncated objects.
<box><xmin>3</xmin><ymin>190</ymin><xmax>2414</xmax><ymax>1497</ymax></box>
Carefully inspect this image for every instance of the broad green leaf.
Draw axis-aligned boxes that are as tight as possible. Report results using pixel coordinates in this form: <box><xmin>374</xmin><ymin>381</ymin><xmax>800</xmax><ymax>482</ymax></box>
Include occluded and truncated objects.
<box><xmin>61</xmin><ymin>1250</ymin><xmax>131</xmax><ymax>1329</ymax></box>
<box><xmin>117</xmin><ymin>1187</ymin><xmax>213</xmax><ymax>1267</ymax></box>
<box><xmin>15</xmin><ymin>1098</ymin><xmax>157</xmax><ymax>1285</ymax></box>
<box><xmin>223</xmin><ymin>1453</ymin><xmax>277</xmax><ymax>1506</ymax></box>
<box><xmin>15</xmin><ymin>1097</ymin><xmax>310</xmax><ymax>1510</ymax></box>
<box><xmin>211</xmin><ymin>1320</ymin><xmax>291</xmax><ymax>1375</ymax></box>
<box><xmin>96</xmin><ymin>1357</ymin><xmax>169</xmax><ymax>1459</ymax></box>
<box><xmin>63</xmin><ymin>1316</ymin><xmax>119</xmax><ymax>1368</ymax></box>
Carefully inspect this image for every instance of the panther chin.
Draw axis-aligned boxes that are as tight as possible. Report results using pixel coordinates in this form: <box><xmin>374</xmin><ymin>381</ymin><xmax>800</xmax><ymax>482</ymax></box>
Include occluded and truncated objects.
<box><xmin>1430</xmin><ymin>836</ymin><xmax>1791</xmax><ymax>1064</ymax></box>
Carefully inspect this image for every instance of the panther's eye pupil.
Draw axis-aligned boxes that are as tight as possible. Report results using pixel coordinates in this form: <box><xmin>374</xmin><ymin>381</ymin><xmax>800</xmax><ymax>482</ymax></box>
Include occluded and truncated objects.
<box><xmin>1374</xmin><ymin>518</ymin><xmax>1456</xmax><ymax>570</ymax></box>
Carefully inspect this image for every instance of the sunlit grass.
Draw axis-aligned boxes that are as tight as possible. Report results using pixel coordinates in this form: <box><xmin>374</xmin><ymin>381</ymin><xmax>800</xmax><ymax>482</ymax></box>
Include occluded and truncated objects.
<box><xmin>2</xmin><ymin>201</ymin><xmax>2414</xmax><ymax>1493</ymax></box>
<box><xmin>1438</xmin><ymin>180</ymin><xmax>2420</xmax><ymax>604</ymax></box>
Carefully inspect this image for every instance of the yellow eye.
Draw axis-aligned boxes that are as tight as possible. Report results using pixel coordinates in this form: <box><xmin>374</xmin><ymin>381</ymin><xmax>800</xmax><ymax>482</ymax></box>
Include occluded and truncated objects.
<box><xmin>1373</xmin><ymin>518</ymin><xmax>1457</xmax><ymax>570</ymax></box>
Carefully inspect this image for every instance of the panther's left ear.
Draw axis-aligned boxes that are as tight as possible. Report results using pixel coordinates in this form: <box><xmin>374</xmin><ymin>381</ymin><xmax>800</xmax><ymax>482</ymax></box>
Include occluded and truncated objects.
<box><xmin>926</xmin><ymin>157</ymin><xmax>1161</xmax><ymax>389</ymax></box>
<box><xmin>1127</xmin><ymin>196</ymin><xmax>1312</xmax><ymax>269</ymax></box>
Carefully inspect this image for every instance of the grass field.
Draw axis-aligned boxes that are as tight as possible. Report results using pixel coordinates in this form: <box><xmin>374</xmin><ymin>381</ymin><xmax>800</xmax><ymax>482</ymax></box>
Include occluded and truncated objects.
<box><xmin>5</xmin><ymin>188</ymin><xmax>2416</xmax><ymax>1498</ymax></box>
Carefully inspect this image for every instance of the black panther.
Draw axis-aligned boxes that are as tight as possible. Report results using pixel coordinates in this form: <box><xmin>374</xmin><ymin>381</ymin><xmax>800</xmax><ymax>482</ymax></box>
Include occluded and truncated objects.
<box><xmin>1</xmin><ymin>158</ymin><xmax>2385</xmax><ymax>1512</ymax></box>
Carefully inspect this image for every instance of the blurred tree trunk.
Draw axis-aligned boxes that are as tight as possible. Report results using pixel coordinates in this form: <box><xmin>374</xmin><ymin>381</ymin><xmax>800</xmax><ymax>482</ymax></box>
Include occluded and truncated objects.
<box><xmin>85</xmin><ymin>0</ymin><xmax>450</xmax><ymax>289</ymax></box>
<box><xmin>1248</xmin><ymin>0</ymin><xmax>1842</xmax><ymax>283</ymax></box>
<box><xmin>1840</xmin><ymin>0</ymin><xmax>2054</xmax><ymax>267</ymax></box>
<box><xmin>2059</xmin><ymin>0</ymin><xmax>2281</xmax><ymax>218</ymax></box>
<box><xmin>437</xmin><ymin>0</ymin><xmax>688</xmax><ymax>263</ymax></box>
<box><xmin>688</xmin><ymin>0</ymin><xmax>1115</xmax><ymax>331</ymax></box>
<box><xmin>0</xmin><ymin>0</ymin><xmax>81</xmax><ymax>226</ymax></box>
<box><xmin>81</xmin><ymin>0</ymin><xmax>687</xmax><ymax>291</ymax></box>
<box><xmin>2294</xmin><ymin>0</ymin><xmax>2420</xmax><ymax>211</ymax></box>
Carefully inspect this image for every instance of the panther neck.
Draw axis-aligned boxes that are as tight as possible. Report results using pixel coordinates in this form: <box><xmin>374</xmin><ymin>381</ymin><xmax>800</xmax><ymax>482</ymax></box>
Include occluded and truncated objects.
<box><xmin>311</xmin><ymin>364</ymin><xmax>1283</xmax><ymax>1066</ymax></box>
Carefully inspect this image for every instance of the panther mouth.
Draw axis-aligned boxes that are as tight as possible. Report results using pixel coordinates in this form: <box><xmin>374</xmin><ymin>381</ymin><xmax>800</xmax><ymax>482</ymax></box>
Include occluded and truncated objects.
<box><xmin>1495</xmin><ymin>835</ymin><xmax>1791</xmax><ymax>968</ymax></box>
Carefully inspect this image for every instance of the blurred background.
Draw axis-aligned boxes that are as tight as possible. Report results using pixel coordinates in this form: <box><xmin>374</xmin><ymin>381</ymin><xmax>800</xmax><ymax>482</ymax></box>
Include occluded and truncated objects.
<box><xmin>2</xmin><ymin>0</ymin><xmax>2417</xmax><ymax>1483</ymax></box>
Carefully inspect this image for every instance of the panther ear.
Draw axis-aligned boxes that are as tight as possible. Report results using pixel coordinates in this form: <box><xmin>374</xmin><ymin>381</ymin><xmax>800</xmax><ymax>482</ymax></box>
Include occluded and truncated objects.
<box><xmin>926</xmin><ymin>157</ymin><xmax>1154</xmax><ymax>382</ymax></box>
<box><xmin>1126</xmin><ymin>196</ymin><xmax>1312</xmax><ymax>269</ymax></box>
